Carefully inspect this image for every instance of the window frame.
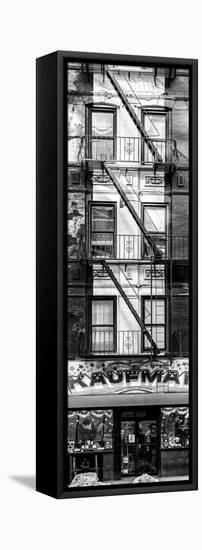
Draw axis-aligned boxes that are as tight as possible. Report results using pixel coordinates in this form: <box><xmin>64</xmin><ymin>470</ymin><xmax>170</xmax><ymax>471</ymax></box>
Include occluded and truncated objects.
<box><xmin>88</xmin><ymin>296</ymin><xmax>117</xmax><ymax>354</ymax></box>
<box><xmin>86</xmin><ymin>104</ymin><xmax>117</xmax><ymax>161</ymax></box>
<box><xmin>68</xmin><ymin>409</ymin><xmax>114</xmax><ymax>452</ymax></box>
<box><xmin>141</xmin><ymin>107</ymin><xmax>171</xmax><ymax>163</ymax></box>
<box><xmin>141</xmin><ymin>202</ymin><xmax>168</xmax><ymax>259</ymax></box>
<box><xmin>160</xmin><ymin>407</ymin><xmax>189</xmax><ymax>450</ymax></box>
<box><xmin>142</xmin><ymin>295</ymin><xmax>166</xmax><ymax>352</ymax></box>
<box><xmin>88</xmin><ymin>201</ymin><xmax>117</xmax><ymax>259</ymax></box>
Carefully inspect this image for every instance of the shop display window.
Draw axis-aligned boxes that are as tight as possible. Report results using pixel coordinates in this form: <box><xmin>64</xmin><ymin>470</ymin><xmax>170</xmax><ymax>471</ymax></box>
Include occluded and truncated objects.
<box><xmin>68</xmin><ymin>409</ymin><xmax>113</xmax><ymax>453</ymax></box>
<box><xmin>161</xmin><ymin>407</ymin><xmax>189</xmax><ymax>449</ymax></box>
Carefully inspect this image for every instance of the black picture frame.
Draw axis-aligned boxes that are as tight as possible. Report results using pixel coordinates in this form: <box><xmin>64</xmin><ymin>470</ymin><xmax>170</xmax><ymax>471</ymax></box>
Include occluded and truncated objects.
<box><xmin>36</xmin><ymin>51</ymin><xmax>198</xmax><ymax>499</ymax></box>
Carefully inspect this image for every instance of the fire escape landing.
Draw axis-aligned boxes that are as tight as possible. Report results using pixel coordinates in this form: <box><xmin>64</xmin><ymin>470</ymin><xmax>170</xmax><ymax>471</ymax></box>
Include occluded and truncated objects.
<box><xmin>104</xmin><ymin>164</ymin><xmax>163</xmax><ymax>260</ymax></box>
<box><xmin>101</xmin><ymin>259</ymin><xmax>159</xmax><ymax>355</ymax></box>
<box><xmin>105</xmin><ymin>66</ymin><xmax>162</xmax><ymax>163</ymax></box>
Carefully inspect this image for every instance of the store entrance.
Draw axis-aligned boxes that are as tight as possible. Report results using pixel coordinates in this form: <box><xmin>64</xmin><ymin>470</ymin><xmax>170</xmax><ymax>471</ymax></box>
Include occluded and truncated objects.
<box><xmin>121</xmin><ymin>418</ymin><xmax>158</xmax><ymax>477</ymax></box>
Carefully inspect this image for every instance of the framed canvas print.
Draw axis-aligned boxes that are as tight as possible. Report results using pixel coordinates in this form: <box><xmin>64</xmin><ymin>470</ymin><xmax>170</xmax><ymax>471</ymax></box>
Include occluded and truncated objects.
<box><xmin>36</xmin><ymin>51</ymin><xmax>198</xmax><ymax>498</ymax></box>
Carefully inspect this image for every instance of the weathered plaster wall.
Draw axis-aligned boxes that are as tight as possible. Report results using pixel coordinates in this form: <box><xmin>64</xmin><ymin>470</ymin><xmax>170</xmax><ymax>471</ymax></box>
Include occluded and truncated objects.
<box><xmin>68</xmin><ymin>193</ymin><xmax>85</xmax><ymax>258</ymax></box>
<box><xmin>67</xmin><ymin>295</ymin><xmax>86</xmax><ymax>356</ymax></box>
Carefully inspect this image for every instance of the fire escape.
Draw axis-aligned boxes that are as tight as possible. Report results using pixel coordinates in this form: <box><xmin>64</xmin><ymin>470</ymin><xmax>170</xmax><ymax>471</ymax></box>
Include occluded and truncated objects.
<box><xmin>79</xmin><ymin>66</ymin><xmax>178</xmax><ymax>357</ymax></box>
<box><xmin>93</xmin><ymin>67</ymin><xmax>174</xmax><ymax>356</ymax></box>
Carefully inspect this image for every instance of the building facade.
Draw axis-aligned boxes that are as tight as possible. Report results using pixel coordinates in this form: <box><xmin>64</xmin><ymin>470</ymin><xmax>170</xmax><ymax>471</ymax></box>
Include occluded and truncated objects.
<box><xmin>66</xmin><ymin>62</ymin><xmax>189</xmax><ymax>488</ymax></box>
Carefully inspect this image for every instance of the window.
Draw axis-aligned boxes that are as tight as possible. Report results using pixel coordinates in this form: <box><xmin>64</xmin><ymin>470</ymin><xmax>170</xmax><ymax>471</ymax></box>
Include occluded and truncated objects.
<box><xmin>92</xmin><ymin>111</ymin><xmax>114</xmax><ymax>136</ymax></box>
<box><xmin>142</xmin><ymin>204</ymin><xmax>167</xmax><ymax>258</ymax></box>
<box><xmin>161</xmin><ymin>408</ymin><xmax>189</xmax><ymax>449</ymax></box>
<box><xmin>142</xmin><ymin>297</ymin><xmax>166</xmax><ymax>350</ymax></box>
<box><xmin>141</xmin><ymin>109</ymin><xmax>169</xmax><ymax>163</ymax></box>
<box><xmin>144</xmin><ymin>206</ymin><xmax>166</xmax><ymax>233</ymax></box>
<box><xmin>143</xmin><ymin>111</ymin><xmax>166</xmax><ymax>139</ymax></box>
<box><xmin>68</xmin><ymin>410</ymin><xmax>113</xmax><ymax>452</ymax></box>
<box><xmin>89</xmin><ymin>297</ymin><xmax>116</xmax><ymax>353</ymax></box>
<box><xmin>87</xmin><ymin>106</ymin><xmax>116</xmax><ymax>161</ymax></box>
<box><xmin>89</xmin><ymin>203</ymin><xmax>116</xmax><ymax>258</ymax></box>
<box><xmin>70</xmin><ymin>171</ymin><xmax>81</xmax><ymax>185</ymax></box>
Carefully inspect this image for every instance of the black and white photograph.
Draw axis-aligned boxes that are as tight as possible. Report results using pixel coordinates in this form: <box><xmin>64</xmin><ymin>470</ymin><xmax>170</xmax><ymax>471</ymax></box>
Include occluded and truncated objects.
<box><xmin>66</xmin><ymin>60</ymin><xmax>192</xmax><ymax>490</ymax></box>
<box><xmin>1</xmin><ymin>0</ymin><xmax>201</xmax><ymax>547</ymax></box>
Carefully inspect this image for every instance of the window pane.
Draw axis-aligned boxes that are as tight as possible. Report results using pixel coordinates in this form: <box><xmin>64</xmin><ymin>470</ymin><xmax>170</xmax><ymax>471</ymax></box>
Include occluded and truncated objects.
<box><xmin>144</xmin><ymin>326</ymin><xmax>165</xmax><ymax>349</ymax></box>
<box><xmin>68</xmin><ymin>411</ymin><xmax>77</xmax><ymax>452</ymax></box>
<box><xmin>152</xmin><ymin>300</ymin><xmax>165</xmax><ymax>323</ymax></box>
<box><xmin>143</xmin><ymin>112</ymin><xmax>167</xmax><ymax>161</ymax></box>
<box><xmin>92</xmin><ymin>206</ymin><xmax>114</xmax><ymax>232</ymax></box>
<box><xmin>144</xmin><ymin>207</ymin><xmax>166</xmax><ymax>233</ymax></box>
<box><xmin>91</xmin><ymin>139</ymin><xmax>114</xmax><ymax>161</ymax></box>
<box><xmin>92</xmin><ymin>327</ymin><xmax>114</xmax><ymax>352</ymax></box>
<box><xmin>92</xmin><ymin>300</ymin><xmax>113</xmax><ymax>325</ymax></box>
<box><xmin>91</xmin><ymin>233</ymin><xmax>114</xmax><ymax>258</ymax></box>
<box><xmin>144</xmin><ymin>300</ymin><xmax>165</xmax><ymax>324</ymax></box>
<box><xmin>144</xmin><ymin>113</ymin><xmax>166</xmax><ymax>139</ymax></box>
<box><xmin>92</xmin><ymin>112</ymin><xmax>113</xmax><ymax>136</ymax></box>
<box><xmin>143</xmin><ymin>235</ymin><xmax>166</xmax><ymax>258</ymax></box>
<box><xmin>144</xmin><ymin>300</ymin><xmax>151</xmax><ymax>323</ymax></box>
<box><xmin>103</xmin><ymin>410</ymin><xmax>113</xmax><ymax>448</ymax></box>
<box><xmin>78</xmin><ymin>411</ymin><xmax>94</xmax><ymax>443</ymax></box>
<box><xmin>154</xmin><ymin>326</ymin><xmax>165</xmax><ymax>348</ymax></box>
<box><xmin>161</xmin><ymin>407</ymin><xmax>189</xmax><ymax>449</ymax></box>
<box><xmin>68</xmin><ymin>410</ymin><xmax>113</xmax><ymax>451</ymax></box>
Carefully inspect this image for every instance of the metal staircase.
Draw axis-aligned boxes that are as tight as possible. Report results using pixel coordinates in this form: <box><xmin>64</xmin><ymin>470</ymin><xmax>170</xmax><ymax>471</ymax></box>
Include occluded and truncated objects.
<box><xmin>101</xmin><ymin>68</ymin><xmax>166</xmax><ymax>260</ymax></box>
<box><xmin>104</xmin><ymin>164</ymin><xmax>163</xmax><ymax>259</ymax></box>
<box><xmin>102</xmin><ymin>259</ymin><xmax>159</xmax><ymax>354</ymax></box>
<box><xmin>105</xmin><ymin>66</ymin><xmax>162</xmax><ymax>162</ymax></box>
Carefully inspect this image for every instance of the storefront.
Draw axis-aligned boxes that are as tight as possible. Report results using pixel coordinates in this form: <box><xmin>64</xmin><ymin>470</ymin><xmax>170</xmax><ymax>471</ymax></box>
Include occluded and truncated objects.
<box><xmin>67</xmin><ymin>405</ymin><xmax>189</xmax><ymax>486</ymax></box>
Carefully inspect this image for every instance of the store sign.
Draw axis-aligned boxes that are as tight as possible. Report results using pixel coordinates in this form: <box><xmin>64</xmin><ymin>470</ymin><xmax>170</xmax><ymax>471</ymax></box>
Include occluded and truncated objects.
<box><xmin>68</xmin><ymin>359</ymin><xmax>189</xmax><ymax>396</ymax></box>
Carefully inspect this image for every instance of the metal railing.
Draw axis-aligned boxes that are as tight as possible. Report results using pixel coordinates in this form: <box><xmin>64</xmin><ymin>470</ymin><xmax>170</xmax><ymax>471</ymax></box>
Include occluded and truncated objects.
<box><xmin>90</xmin><ymin>330</ymin><xmax>144</xmax><ymax>355</ymax></box>
<box><xmin>89</xmin><ymin>234</ymin><xmax>189</xmax><ymax>260</ymax></box>
<box><xmin>68</xmin><ymin>135</ymin><xmax>182</xmax><ymax>164</ymax></box>
<box><xmin>86</xmin><ymin>329</ymin><xmax>189</xmax><ymax>356</ymax></box>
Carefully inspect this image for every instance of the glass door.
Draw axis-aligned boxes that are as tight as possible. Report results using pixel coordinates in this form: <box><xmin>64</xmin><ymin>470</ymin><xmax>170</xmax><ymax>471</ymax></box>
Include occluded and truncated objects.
<box><xmin>121</xmin><ymin>421</ymin><xmax>136</xmax><ymax>475</ymax></box>
<box><xmin>120</xmin><ymin>418</ymin><xmax>158</xmax><ymax>476</ymax></box>
<box><xmin>136</xmin><ymin>420</ymin><xmax>157</xmax><ymax>475</ymax></box>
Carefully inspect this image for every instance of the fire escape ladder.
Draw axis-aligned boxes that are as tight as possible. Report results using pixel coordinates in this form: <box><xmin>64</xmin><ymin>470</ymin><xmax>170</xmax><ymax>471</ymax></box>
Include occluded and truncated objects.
<box><xmin>105</xmin><ymin>66</ymin><xmax>162</xmax><ymax>162</ymax></box>
<box><xmin>102</xmin><ymin>260</ymin><xmax>159</xmax><ymax>354</ymax></box>
<box><xmin>104</xmin><ymin>164</ymin><xmax>162</xmax><ymax>259</ymax></box>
